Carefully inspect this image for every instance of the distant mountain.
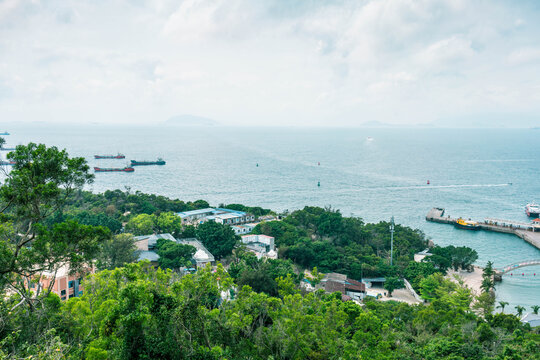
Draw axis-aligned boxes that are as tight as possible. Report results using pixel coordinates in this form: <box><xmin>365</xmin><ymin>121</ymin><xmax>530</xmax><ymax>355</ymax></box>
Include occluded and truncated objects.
<box><xmin>359</xmin><ymin>120</ymin><xmax>398</xmax><ymax>127</ymax></box>
<box><xmin>165</xmin><ymin>115</ymin><xmax>219</xmax><ymax>126</ymax></box>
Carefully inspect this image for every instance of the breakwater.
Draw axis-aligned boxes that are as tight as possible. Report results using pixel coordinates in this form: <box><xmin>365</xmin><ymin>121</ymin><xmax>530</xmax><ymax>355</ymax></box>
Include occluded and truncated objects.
<box><xmin>426</xmin><ymin>208</ymin><xmax>540</xmax><ymax>251</ymax></box>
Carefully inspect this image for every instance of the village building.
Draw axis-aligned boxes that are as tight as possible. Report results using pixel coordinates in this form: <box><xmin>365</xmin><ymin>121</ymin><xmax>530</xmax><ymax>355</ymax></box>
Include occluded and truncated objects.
<box><xmin>134</xmin><ymin>233</ymin><xmax>215</xmax><ymax>269</ymax></box>
<box><xmin>231</xmin><ymin>223</ymin><xmax>258</xmax><ymax>235</ymax></box>
<box><xmin>317</xmin><ymin>272</ymin><xmax>366</xmax><ymax>301</ymax></box>
<box><xmin>176</xmin><ymin>208</ymin><xmax>255</xmax><ymax>226</ymax></box>
<box><xmin>34</xmin><ymin>264</ymin><xmax>95</xmax><ymax>301</ymax></box>
<box><xmin>241</xmin><ymin>234</ymin><xmax>277</xmax><ymax>259</ymax></box>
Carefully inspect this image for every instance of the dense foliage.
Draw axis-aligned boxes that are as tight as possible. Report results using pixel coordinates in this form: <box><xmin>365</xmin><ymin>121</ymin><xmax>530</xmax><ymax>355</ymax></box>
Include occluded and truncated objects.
<box><xmin>1</xmin><ymin>262</ymin><xmax>538</xmax><ymax>359</ymax></box>
<box><xmin>253</xmin><ymin>206</ymin><xmax>429</xmax><ymax>279</ymax></box>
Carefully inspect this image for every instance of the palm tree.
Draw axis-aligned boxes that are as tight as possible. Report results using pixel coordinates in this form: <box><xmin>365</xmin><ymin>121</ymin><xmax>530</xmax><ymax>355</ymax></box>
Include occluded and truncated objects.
<box><xmin>497</xmin><ymin>301</ymin><xmax>509</xmax><ymax>313</ymax></box>
<box><xmin>515</xmin><ymin>305</ymin><xmax>525</xmax><ymax>318</ymax></box>
<box><xmin>532</xmin><ymin>305</ymin><xmax>540</xmax><ymax>315</ymax></box>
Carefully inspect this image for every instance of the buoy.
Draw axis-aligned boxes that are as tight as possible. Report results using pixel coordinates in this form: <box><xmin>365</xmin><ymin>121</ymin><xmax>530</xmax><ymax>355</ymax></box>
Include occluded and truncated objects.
<box><xmin>256</xmin><ymin>163</ymin><xmax>259</xmax><ymax>167</ymax></box>
<box><xmin>317</xmin><ymin>181</ymin><xmax>320</xmax><ymax>187</ymax></box>
<box><xmin>427</xmin><ymin>180</ymin><xmax>430</xmax><ymax>185</ymax></box>
<box><xmin>318</xmin><ymin>162</ymin><xmax>320</xmax><ymax>166</ymax></box>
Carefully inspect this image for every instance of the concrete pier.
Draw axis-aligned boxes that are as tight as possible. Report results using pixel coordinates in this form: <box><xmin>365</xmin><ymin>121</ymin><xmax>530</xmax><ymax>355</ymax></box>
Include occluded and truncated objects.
<box><xmin>426</xmin><ymin>208</ymin><xmax>540</xmax><ymax>251</ymax></box>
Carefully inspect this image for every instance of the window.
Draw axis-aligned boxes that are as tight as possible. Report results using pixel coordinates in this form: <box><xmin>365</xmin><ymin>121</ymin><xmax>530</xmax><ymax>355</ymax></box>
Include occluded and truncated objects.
<box><xmin>61</xmin><ymin>296</ymin><xmax>66</xmax><ymax>300</ymax></box>
<box><xmin>61</xmin><ymin>290</ymin><xmax>66</xmax><ymax>296</ymax></box>
<box><xmin>68</xmin><ymin>281</ymin><xmax>74</xmax><ymax>288</ymax></box>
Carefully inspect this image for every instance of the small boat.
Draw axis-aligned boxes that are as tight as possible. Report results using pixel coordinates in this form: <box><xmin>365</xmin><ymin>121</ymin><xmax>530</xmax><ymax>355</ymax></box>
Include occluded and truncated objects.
<box><xmin>0</xmin><ymin>132</ymin><xmax>9</xmax><ymax>136</ymax></box>
<box><xmin>0</xmin><ymin>160</ymin><xmax>15</xmax><ymax>165</ymax></box>
<box><xmin>94</xmin><ymin>153</ymin><xmax>125</xmax><ymax>159</ymax></box>
<box><xmin>454</xmin><ymin>218</ymin><xmax>480</xmax><ymax>230</ymax></box>
<box><xmin>130</xmin><ymin>158</ymin><xmax>166</xmax><ymax>166</ymax></box>
<box><xmin>427</xmin><ymin>180</ymin><xmax>430</xmax><ymax>185</ymax></box>
<box><xmin>94</xmin><ymin>166</ymin><xmax>134</xmax><ymax>172</ymax></box>
<box><xmin>367</xmin><ymin>137</ymin><xmax>374</xmax><ymax>141</ymax></box>
<box><xmin>526</xmin><ymin>203</ymin><xmax>540</xmax><ymax>218</ymax></box>
<box><xmin>0</xmin><ymin>147</ymin><xmax>16</xmax><ymax>151</ymax></box>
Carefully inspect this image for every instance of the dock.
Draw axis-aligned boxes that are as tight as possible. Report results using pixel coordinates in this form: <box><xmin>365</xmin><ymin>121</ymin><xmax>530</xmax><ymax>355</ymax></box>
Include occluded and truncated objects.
<box><xmin>426</xmin><ymin>208</ymin><xmax>540</xmax><ymax>250</ymax></box>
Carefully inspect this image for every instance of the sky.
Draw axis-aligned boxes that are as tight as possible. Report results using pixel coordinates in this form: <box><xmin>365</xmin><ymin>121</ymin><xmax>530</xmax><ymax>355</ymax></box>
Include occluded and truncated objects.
<box><xmin>1</xmin><ymin>0</ymin><xmax>540</xmax><ymax>127</ymax></box>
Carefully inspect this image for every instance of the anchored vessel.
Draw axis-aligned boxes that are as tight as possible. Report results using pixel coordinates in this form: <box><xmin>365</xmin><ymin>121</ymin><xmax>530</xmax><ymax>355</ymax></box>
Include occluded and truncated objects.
<box><xmin>94</xmin><ymin>166</ymin><xmax>134</xmax><ymax>172</ymax></box>
<box><xmin>0</xmin><ymin>147</ymin><xmax>16</xmax><ymax>151</ymax></box>
<box><xmin>94</xmin><ymin>153</ymin><xmax>125</xmax><ymax>159</ymax></box>
<box><xmin>454</xmin><ymin>218</ymin><xmax>480</xmax><ymax>230</ymax></box>
<box><xmin>130</xmin><ymin>158</ymin><xmax>166</xmax><ymax>166</ymax></box>
<box><xmin>0</xmin><ymin>160</ymin><xmax>15</xmax><ymax>165</ymax></box>
<box><xmin>525</xmin><ymin>203</ymin><xmax>540</xmax><ymax>218</ymax></box>
<box><xmin>0</xmin><ymin>132</ymin><xmax>9</xmax><ymax>135</ymax></box>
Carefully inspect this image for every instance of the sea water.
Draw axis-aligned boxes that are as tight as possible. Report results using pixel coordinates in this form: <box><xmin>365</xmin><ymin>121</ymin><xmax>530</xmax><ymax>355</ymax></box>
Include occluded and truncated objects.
<box><xmin>3</xmin><ymin>123</ymin><xmax>539</xmax><ymax>312</ymax></box>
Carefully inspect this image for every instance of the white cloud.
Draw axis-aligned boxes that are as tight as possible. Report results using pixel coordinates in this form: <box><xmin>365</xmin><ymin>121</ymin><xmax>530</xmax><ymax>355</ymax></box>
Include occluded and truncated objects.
<box><xmin>507</xmin><ymin>47</ymin><xmax>540</xmax><ymax>66</ymax></box>
<box><xmin>1</xmin><ymin>0</ymin><xmax>540</xmax><ymax>126</ymax></box>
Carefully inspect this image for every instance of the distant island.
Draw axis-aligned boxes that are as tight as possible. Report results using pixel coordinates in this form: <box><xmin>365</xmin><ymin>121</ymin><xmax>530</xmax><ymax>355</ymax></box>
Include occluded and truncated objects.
<box><xmin>165</xmin><ymin>114</ymin><xmax>219</xmax><ymax>126</ymax></box>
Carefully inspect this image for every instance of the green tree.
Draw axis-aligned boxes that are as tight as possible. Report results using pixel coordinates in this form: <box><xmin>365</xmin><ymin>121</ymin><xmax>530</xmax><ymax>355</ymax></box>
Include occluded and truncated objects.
<box><xmin>474</xmin><ymin>292</ymin><xmax>495</xmax><ymax>317</ymax></box>
<box><xmin>497</xmin><ymin>301</ymin><xmax>509</xmax><ymax>313</ymax></box>
<box><xmin>0</xmin><ymin>143</ymin><xmax>105</xmax><ymax>309</ymax></box>
<box><xmin>154</xmin><ymin>212</ymin><xmax>183</xmax><ymax>236</ymax></box>
<box><xmin>515</xmin><ymin>305</ymin><xmax>525</xmax><ymax>317</ymax></box>
<box><xmin>196</xmin><ymin>221</ymin><xmax>239</xmax><ymax>260</ymax></box>
<box><xmin>155</xmin><ymin>239</ymin><xmax>196</xmax><ymax>270</ymax></box>
<box><xmin>97</xmin><ymin>233</ymin><xmax>138</xmax><ymax>270</ymax></box>
<box><xmin>179</xmin><ymin>224</ymin><xmax>197</xmax><ymax>238</ymax></box>
<box><xmin>531</xmin><ymin>305</ymin><xmax>540</xmax><ymax>315</ymax></box>
<box><xmin>481</xmin><ymin>276</ymin><xmax>494</xmax><ymax>293</ymax></box>
<box><xmin>125</xmin><ymin>213</ymin><xmax>155</xmax><ymax>235</ymax></box>
<box><xmin>384</xmin><ymin>277</ymin><xmax>404</xmax><ymax>297</ymax></box>
<box><xmin>483</xmin><ymin>261</ymin><xmax>495</xmax><ymax>278</ymax></box>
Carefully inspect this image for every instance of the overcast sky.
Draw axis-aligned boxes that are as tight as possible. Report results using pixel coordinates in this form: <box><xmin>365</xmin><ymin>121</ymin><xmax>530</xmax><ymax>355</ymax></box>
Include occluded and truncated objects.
<box><xmin>1</xmin><ymin>0</ymin><xmax>540</xmax><ymax>127</ymax></box>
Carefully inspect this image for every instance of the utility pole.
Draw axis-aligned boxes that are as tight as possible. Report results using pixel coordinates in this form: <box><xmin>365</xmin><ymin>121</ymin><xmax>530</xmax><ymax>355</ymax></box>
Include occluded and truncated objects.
<box><xmin>389</xmin><ymin>216</ymin><xmax>395</xmax><ymax>266</ymax></box>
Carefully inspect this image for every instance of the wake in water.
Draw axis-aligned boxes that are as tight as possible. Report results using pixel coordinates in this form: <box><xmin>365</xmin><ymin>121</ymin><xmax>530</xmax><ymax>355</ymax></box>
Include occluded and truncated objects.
<box><xmin>339</xmin><ymin>183</ymin><xmax>513</xmax><ymax>192</ymax></box>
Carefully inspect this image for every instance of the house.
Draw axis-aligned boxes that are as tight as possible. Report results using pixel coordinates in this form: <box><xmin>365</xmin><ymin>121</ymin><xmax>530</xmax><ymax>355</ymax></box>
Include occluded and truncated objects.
<box><xmin>134</xmin><ymin>233</ymin><xmax>215</xmax><ymax>269</ymax></box>
<box><xmin>318</xmin><ymin>273</ymin><xmax>366</xmax><ymax>301</ymax></box>
<box><xmin>241</xmin><ymin>234</ymin><xmax>277</xmax><ymax>259</ymax></box>
<box><xmin>258</xmin><ymin>215</ymin><xmax>279</xmax><ymax>222</ymax></box>
<box><xmin>176</xmin><ymin>208</ymin><xmax>255</xmax><ymax>226</ymax></box>
<box><xmin>178</xmin><ymin>238</ymin><xmax>215</xmax><ymax>268</ymax></box>
<box><xmin>36</xmin><ymin>264</ymin><xmax>94</xmax><ymax>301</ymax></box>
<box><xmin>231</xmin><ymin>223</ymin><xmax>258</xmax><ymax>235</ymax></box>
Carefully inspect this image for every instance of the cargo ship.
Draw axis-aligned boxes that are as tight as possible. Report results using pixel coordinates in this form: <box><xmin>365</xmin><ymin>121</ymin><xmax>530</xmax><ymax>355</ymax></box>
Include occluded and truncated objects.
<box><xmin>0</xmin><ymin>160</ymin><xmax>15</xmax><ymax>165</ymax></box>
<box><xmin>0</xmin><ymin>132</ymin><xmax>9</xmax><ymax>135</ymax></box>
<box><xmin>454</xmin><ymin>218</ymin><xmax>480</xmax><ymax>230</ymax></box>
<box><xmin>94</xmin><ymin>153</ymin><xmax>125</xmax><ymax>159</ymax></box>
<box><xmin>526</xmin><ymin>203</ymin><xmax>540</xmax><ymax>218</ymax></box>
<box><xmin>0</xmin><ymin>146</ymin><xmax>16</xmax><ymax>151</ymax></box>
<box><xmin>130</xmin><ymin>158</ymin><xmax>166</xmax><ymax>166</ymax></box>
<box><xmin>94</xmin><ymin>166</ymin><xmax>134</xmax><ymax>172</ymax></box>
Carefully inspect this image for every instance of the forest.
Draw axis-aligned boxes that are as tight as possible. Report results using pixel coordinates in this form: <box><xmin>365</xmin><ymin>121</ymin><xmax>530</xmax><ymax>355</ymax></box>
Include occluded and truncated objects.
<box><xmin>0</xmin><ymin>142</ymin><xmax>538</xmax><ymax>359</ymax></box>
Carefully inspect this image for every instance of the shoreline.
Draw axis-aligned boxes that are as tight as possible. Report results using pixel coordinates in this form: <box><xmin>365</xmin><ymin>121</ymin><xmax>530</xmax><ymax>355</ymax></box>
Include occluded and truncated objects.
<box><xmin>446</xmin><ymin>265</ymin><xmax>484</xmax><ymax>296</ymax></box>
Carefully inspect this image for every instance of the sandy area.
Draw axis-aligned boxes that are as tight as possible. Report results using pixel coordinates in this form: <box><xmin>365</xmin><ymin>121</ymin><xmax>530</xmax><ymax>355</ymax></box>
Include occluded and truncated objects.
<box><xmin>369</xmin><ymin>285</ymin><xmax>422</xmax><ymax>305</ymax></box>
<box><xmin>446</xmin><ymin>265</ymin><xmax>484</xmax><ymax>296</ymax></box>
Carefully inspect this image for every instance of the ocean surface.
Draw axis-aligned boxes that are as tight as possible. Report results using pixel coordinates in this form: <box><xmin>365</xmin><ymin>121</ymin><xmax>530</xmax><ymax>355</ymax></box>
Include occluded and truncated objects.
<box><xmin>3</xmin><ymin>123</ymin><xmax>540</xmax><ymax>312</ymax></box>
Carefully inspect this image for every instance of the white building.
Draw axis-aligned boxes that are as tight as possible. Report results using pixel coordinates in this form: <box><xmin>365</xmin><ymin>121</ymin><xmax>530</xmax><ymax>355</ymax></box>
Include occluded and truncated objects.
<box><xmin>134</xmin><ymin>233</ymin><xmax>215</xmax><ymax>269</ymax></box>
<box><xmin>176</xmin><ymin>208</ymin><xmax>255</xmax><ymax>226</ymax></box>
<box><xmin>240</xmin><ymin>234</ymin><xmax>277</xmax><ymax>259</ymax></box>
<box><xmin>179</xmin><ymin>238</ymin><xmax>215</xmax><ymax>268</ymax></box>
<box><xmin>231</xmin><ymin>223</ymin><xmax>258</xmax><ymax>235</ymax></box>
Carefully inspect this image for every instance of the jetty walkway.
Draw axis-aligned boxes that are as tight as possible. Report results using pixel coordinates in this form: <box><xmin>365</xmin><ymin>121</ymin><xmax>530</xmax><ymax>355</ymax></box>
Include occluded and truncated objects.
<box><xmin>426</xmin><ymin>208</ymin><xmax>540</xmax><ymax>250</ymax></box>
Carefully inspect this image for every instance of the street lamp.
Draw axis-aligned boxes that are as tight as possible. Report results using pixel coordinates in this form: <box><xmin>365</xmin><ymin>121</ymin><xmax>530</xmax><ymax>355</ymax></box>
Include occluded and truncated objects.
<box><xmin>389</xmin><ymin>216</ymin><xmax>395</xmax><ymax>266</ymax></box>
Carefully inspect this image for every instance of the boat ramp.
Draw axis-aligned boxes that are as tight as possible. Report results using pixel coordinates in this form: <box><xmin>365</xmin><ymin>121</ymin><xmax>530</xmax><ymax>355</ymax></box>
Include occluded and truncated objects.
<box><xmin>426</xmin><ymin>208</ymin><xmax>540</xmax><ymax>250</ymax></box>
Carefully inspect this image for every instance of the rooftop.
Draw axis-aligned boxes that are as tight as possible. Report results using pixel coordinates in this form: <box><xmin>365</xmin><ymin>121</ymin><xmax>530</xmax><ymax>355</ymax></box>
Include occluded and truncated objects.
<box><xmin>176</xmin><ymin>208</ymin><xmax>216</xmax><ymax>218</ymax></box>
<box><xmin>134</xmin><ymin>233</ymin><xmax>176</xmax><ymax>249</ymax></box>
